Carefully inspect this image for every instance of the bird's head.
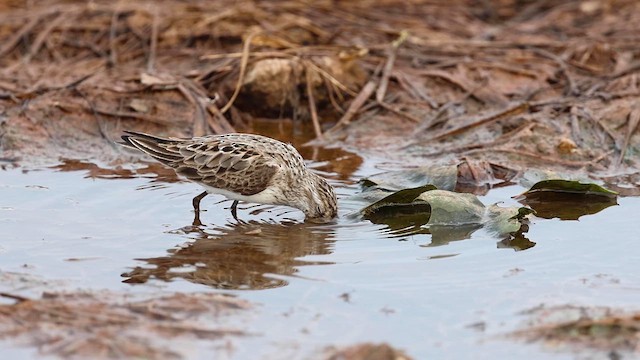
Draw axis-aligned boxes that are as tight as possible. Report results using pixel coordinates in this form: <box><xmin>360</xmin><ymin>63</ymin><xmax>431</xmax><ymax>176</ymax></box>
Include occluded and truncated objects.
<box><xmin>298</xmin><ymin>173</ymin><xmax>338</xmax><ymax>223</ymax></box>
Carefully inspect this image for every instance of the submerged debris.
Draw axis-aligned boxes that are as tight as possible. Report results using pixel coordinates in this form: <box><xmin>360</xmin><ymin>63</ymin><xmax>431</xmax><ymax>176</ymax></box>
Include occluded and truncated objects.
<box><xmin>0</xmin><ymin>290</ymin><xmax>250</xmax><ymax>359</ymax></box>
<box><xmin>512</xmin><ymin>305</ymin><xmax>640</xmax><ymax>356</ymax></box>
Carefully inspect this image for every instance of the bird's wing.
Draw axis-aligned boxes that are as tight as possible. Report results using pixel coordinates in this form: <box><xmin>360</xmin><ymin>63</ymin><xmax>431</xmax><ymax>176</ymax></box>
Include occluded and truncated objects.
<box><xmin>121</xmin><ymin>131</ymin><xmax>278</xmax><ymax>196</ymax></box>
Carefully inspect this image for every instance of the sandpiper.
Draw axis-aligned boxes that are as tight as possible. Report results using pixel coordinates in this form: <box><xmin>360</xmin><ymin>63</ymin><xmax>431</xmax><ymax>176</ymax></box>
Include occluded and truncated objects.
<box><xmin>120</xmin><ymin>131</ymin><xmax>338</xmax><ymax>224</ymax></box>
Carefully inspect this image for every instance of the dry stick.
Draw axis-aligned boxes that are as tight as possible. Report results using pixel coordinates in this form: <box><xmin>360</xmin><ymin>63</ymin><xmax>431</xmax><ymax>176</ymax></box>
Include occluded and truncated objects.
<box><xmin>411</xmin><ymin>85</ymin><xmax>480</xmax><ymax>136</ymax></box>
<box><xmin>0</xmin><ymin>292</ymin><xmax>31</xmax><ymax>303</ymax></box>
<box><xmin>305</xmin><ymin>61</ymin><xmax>356</xmax><ymax>96</ymax></box>
<box><xmin>617</xmin><ymin>107</ymin><xmax>640</xmax><ymax>166</ymax></box>
<box><xmin>205</xmin><ymin>102</ymin><xmax>235</xmax><ymax>133</ymax></box>
<box><xmin>183</xmin><ymin>78</ymin><xmax>234</xmax><ymax>134</ymax></box>
<box><xmin>24</xmin><ymin>12</ymin><xmax>64</xmax><ymax>62</ymax></box>
<box><xmin>177</xmin><ymin>83</ymin><xmax>212</xmax><ymax>136</ymax></box>
<box><xmin>323</xmin><ymin>76</ymin><xmax>345</xmax><ymax>113</ymax></box>
<box><xmin>146</xmin><ymin>9</ymin><xmax>159</xmax><ymax>73</ymax></box>
<box><xmin>325</xmin><ymin>79</ymin><xmax>377</xmax><ymax>134</ymax></box>
<box><xmin>219</xmin><ymin>32</ymin><xmax>257</xmax><ymax>114</ymax></box>
<box><xmin>0</xmin><ymin>15</ymin><xmax>42</xmax><ymax>58</ymax></box>
<box><xmin>421</xmin><ymin>121</ymin><xmax>535</xmax><ymax>158</ymax></box>
<box><xmin>305</xmin><ymin>67</ymin><xmax>324</xmax><ymax>140</ymax></box>
<box><xmin>376</xmin><ymin>30</ymin><xmax>408</xmax><ymax>103</ymax></box>
<box><xmin>430</xmin><ymin>102</ymin><xmax>529</xmax><ymax>141</ymax></box>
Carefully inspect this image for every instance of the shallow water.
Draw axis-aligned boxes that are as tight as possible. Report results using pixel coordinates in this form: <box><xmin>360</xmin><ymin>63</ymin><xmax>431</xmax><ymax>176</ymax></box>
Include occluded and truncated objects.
<box><xmin>2</xmin><ymin>145</ymin><xmax>640</xmax><ymax>359</ymax></box>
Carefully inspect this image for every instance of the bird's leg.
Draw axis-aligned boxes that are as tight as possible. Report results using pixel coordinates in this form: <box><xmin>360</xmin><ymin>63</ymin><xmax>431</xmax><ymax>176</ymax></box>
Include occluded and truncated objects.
<box><xmin>230</xmin><ymin>200</ymin><xmax>239</xmax><ymax>221</ymax></box>
<box><xmin>192</xmin><ymin>191</ymin><xmax>208</xmax><ymax>226</ymax></box>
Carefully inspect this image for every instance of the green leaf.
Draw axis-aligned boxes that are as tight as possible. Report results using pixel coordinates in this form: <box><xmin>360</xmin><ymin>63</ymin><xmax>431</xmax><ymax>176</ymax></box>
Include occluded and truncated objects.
<box><xmin>360</xmin><ymin>185</ymin><xmax>437</xmax><ymax>216</ymax></box>
<box><xmin>522</xmin><ymin>179</ymin><xmax>618</xmax><ymax>198</ymax></box>
<box><xmin>516</xmin><ymin>179</ymin><xmax>618</xmax><ymax>220</ymax></box>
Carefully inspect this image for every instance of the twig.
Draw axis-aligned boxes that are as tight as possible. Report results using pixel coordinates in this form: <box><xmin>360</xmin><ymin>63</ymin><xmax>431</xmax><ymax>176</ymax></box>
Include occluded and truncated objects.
<box><xmin>430</xmin><ymin>102</ymin><xmax>529</xmax><ymax>141</ymax></box>
<box><xmin>205</xmin><ymin>102</ymin><xmax>236</xmax><ymax>134</ymax></box>
<box><xmin>412</xmin><ymin>85</ymin><xmax>480</xmax><ymax>135</ymax></box>
<box><xmin>305</xmin><ymin>66</ymin><xmax>324</xmax><ymax>140</ymax></box>
<box><xmin>418</xmin><ymin>120</ymin><xmax>535</xmax><ymax>157</ymax></box>
<box><xmin>219</xmin><ymin>32</ymin><xmax>257</xmax><ymax>114</ymax></box>
<box><xmin>177</xmin><ymin>83</ymin><xmax>211</xmax><ymax>136</ymax></box>
<box><xmin>325</xmin><ymin>78</ymin><xmax>377</xmax><ymax>134</ymax></box>
<box><xmin>0</xmin><ymin>292</ymin><xmax>31</xmax><ymax>303</ymax></box>
<box><xmin>376</xmin><ymin>30</ymin><xmax>408</xmax><ymax>103</ymax></box>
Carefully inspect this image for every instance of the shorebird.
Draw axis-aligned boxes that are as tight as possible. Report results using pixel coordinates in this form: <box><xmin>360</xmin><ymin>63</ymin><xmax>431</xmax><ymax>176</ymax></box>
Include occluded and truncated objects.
<box><xmin>120</xmin><ymin>131</ymin><xmax>338</xmax><ymax>224</ymax></box>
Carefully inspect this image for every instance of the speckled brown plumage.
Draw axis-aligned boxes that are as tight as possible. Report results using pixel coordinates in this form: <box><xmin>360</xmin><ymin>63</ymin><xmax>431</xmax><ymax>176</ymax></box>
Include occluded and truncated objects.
<box><xmin>120</xmin><ymin>131</ymin><xmax>338</xmax><ymax>223</ymax></box>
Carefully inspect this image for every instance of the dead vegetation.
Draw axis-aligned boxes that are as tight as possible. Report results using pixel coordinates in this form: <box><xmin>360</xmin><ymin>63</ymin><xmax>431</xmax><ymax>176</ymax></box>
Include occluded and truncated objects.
<box><xmin>0</xmin><ymin>0</ymin><xmax>638</xmax><ymax>185</ymax></box>
<box><xmin>0</xmin><ymin>289</ymin><xmax>250</xmax><ymax>359</ymax></box>
<box><xmin>513</xmin><ymin>305</ymin><xmax>640</xmax><ymax>356</ymax></box>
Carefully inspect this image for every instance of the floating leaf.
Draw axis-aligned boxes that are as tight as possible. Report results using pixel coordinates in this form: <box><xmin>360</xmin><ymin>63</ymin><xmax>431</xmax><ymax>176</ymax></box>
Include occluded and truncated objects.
<box><xmin>361</xmin><ymin>165</ymin><xmax>457</xmax><ymax>191</ymax></box>
<box><xmin>360</xmin><ymin>185</ymin><xmax>437</xmax><ymax>216</ymax></box>
<box><xmin>417</xmin><ymin>190</ymin><xmax>485</xmax><ymax>226</ymax></box>
<box><xmin>516</xmin><ymin>178</ymin><xmax>618</xmax><ymax>220</ymax></box>
<box><xmin>521</xmin><ymin>179</ymin><xmax>618</xmax><ymax>197</ymax></box>
<box><xmin>359</xmin><ymin>186</ymin><xmax>534</xmax><ymax>239</ymax></box>
<box><xmin>517</xmin><ymin>193</ymin><xmax>617</xmax><ymax>220</ymax></box>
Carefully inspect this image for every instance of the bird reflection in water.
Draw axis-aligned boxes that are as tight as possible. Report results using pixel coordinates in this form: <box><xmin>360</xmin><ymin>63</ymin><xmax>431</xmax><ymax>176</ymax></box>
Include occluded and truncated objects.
<box><xmin>122</xmin><ymin>220</ymin><xmax>336</xmax><ymax>290</ymax></box>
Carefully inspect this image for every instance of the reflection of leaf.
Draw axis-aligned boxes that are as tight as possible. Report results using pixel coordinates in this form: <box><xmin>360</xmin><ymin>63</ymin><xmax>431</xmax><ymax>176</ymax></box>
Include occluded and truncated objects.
<box><xmin>497</xmin><ymin>225</ymin><xmax>536</xmax><ymax>251</ymax></box>
<box><xmin>425</xmin><ymin>224</ymin><xmax>483</xmax><ymax>246</ymax></box>
<box><xmin>361</xmin><ymin>165</ymin><xmax>457</xmax><ymax>191</ymax></box>
<box><xmin>518</xmin><ymin>193</ymin><xmax>618</xmax><ymax>220</ymax></box>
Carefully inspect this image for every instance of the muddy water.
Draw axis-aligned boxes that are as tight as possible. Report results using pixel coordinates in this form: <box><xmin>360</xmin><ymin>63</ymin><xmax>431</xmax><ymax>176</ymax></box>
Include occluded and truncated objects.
<box><xmin>2</xmin><ymin>132</ymin><xmax>640</xmax><ymax>359</ymax></box>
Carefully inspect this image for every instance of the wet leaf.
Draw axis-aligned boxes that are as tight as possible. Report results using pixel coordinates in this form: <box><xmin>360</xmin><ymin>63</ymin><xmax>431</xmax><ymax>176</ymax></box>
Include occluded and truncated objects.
<box><xmin>522</xmin><ymin>179</ymin><xmax>618</xmax><ymax>198</ymax></box>
<box><xmin>484</xmin><ymin>205</ymin><xmax>535</xmax><ymax>235</ymax></box>
<box><xmin>360</xmin><ymin>185</ymin><xmax>437</xmax><ymax>216</ymax></box>
<box><xmin>359</xmin><ymin>186</ymin><xmax>534</xmax><ymax>238</ymax></box>
<box><xmin>417</xmin><ymin>190</ymin><xmax>485</xmax><ymax>226</ymax></box>
<box><xmin>361</xmin><ymin>165</ymin><xmax>457</xmax><ymax>191</ymax></box>
<box><xmin>516</xmin><ymin>171</ymin><xmax>619</xmax><ymax>220</ymax></box>
<box><xmin>516</xmin><ymin>175</ymin><xmax>618</xmax><ymax>219</ymax></box>
<box><xmin>517</xmin><ymin>193</ymin><xmax>618</xmax><ymax>220</ymax></box>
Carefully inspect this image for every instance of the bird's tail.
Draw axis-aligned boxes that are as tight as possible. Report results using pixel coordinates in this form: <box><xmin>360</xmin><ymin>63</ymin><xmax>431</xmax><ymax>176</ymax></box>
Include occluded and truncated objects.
<box><xmin>119</xmin><ymin>131</ymin><xmax>183</xmax><ymax>164</ymax></box>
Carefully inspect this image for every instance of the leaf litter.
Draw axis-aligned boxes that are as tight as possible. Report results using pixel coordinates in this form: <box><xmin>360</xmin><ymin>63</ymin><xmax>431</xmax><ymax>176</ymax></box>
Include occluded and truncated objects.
<box><xmin>0</xmin><ymin>272</ymin><xmax>251</xmax><ymax>359</ymax></box>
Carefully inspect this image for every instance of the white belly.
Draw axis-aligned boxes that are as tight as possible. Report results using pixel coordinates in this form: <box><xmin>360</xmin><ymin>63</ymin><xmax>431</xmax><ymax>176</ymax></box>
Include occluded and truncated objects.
<box><xmin>202</xmin><ymin>185</ymin><xmax>281</xmax><ymax>205</ymax></box>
